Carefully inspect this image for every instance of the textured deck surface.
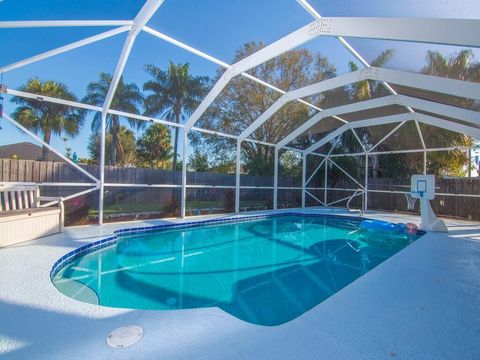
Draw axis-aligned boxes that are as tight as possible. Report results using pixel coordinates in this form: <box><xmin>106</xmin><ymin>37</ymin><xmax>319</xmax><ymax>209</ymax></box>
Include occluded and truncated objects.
<box><xmin>1</xmin><ymin>208</ymin><xmax>479</xmax><ymax>359</ymax></box>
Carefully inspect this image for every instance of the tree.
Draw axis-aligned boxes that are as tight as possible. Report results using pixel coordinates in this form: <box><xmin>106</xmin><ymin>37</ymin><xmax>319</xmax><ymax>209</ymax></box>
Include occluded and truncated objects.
<box><xmin>403</xmin><ymin>49</ymin><xmax>479</xmax><ymax>177</ymax></box>
<box><xmin>188</xmin><ymin>151</ymin><xmax>209</xmax><ymax>172</ymax></box>
<box><xmin>360</xmin><ymin>49</ymin><xmax>478</xmax><ymax>178</ymax></box>
<box><xmin>337</xmin><ymin>50</ymin><xmax>396</xmax><ymax>179</ymax></box>
<box><xmin>422</xmin><ymin>49</ymin><xmax>480</xmax><ymax>84</ymax></box>
<box><xmin>348</xmin><ymin>50</ymin><xmax>394</xmax><ymax>101</ymax></box>
<box><xmin>143</xmin><ymin>61</ymin><xmax>209</xmax><ymax>170</ymax></box>
<box><xmin>210</xmin><ymin>159</ymin><xmax>235</xmax><ymax>173</ymax></box>
<box><xmin>189</xmin><ymin>42</ymin><xmax>336</xmax><ymax>175</ymax></box>
<box><xmin>279</xmin><ymin>150</ymin><xmax>302</xmax><ymax>178</ymax></box>
<box><xmin>11</xmin><ymin>79</ymin><xmax>85</xmax><ymax>160</ymax></box>
<box><xmin>88</xmin><ymin>125</ymin><xmax>136</xmax><ymax>166</ymax></box>
<box><xmin>62</xmin><ymin>136</ymin><xmax>72</xmax><ymax>159</ymax></box>
<box><xmin>136</xmin><ymin>123</ymin><xmax>172</xmax><ymax>169</ymax></box>
<box><xmin>83</xmin><ymin>73</ymin><xmax>144</xmax><ymax>166</ymax></box>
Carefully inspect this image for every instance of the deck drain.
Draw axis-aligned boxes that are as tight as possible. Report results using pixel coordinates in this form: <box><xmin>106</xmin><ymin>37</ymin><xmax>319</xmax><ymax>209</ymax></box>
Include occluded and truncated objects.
<box><xmin>106</xmin><ymin>325</ymin><xmax>143</xmax><ymax>348</ymax></box>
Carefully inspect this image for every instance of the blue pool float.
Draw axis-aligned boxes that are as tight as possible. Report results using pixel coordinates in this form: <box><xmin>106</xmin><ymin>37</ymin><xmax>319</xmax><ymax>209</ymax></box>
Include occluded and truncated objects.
<box><xmin>360</xmin><ymin>220</ymin><xmax>408</xmax><ymax>234</ymax></box>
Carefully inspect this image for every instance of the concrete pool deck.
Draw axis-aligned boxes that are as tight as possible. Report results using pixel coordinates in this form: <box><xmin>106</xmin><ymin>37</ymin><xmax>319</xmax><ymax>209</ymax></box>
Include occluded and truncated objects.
<box><xmin>1</xmin><ymin>208</ymin><xmax>479</xmax><ymax>359</ymax></box>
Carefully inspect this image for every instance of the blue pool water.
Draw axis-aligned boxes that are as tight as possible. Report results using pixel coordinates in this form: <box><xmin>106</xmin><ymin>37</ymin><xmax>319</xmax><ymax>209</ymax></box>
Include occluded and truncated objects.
<box><xmin>53</xmin><ymin>215</ymin><xmax>421</xmax><ymax>326</ymax></box>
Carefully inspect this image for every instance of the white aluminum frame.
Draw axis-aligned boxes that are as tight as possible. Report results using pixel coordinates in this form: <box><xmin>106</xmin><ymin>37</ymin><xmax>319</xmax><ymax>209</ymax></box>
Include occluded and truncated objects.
<box><xmin>0</xmin><ymin>26</ymin><xmax>132</xmax><ymax>73</ymax></box>
<box><xmin>2</xmin><ymin>113</ymin><xmax>99</xmax><ymax>183</ymax></box>
<box><xmin>0</xmin><ymin>20</ymin><xmax>134</xmax><ymax>28</ymax></box>
<box><xmin>241</xmin><ymin>69</ymin><xmax>480</xmax><ymax>143</ymax></box>
<box><xmin>101</xmin><ymin>0</ymin><xmax>166</xmax><ymax>118</ymax></box>
<box><xmin>305</xmin><ymin>113</ymin><xmax>480</xmax><ymax>154</ymax></box>
<box><xmin>2</xmin><ymin>4</ymin><xmax>480</xmax><ymax>223</ymax></box>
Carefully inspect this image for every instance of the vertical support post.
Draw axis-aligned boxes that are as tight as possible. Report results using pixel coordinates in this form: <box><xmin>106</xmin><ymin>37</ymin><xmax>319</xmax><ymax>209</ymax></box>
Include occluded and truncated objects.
<box><xmin>98</xmin><ymin>114</ymin><xmax>106</xmax><ymax>226</ymax></box>
<box><xmin>273</xmin><ymin>148</ymin><xmax>279</xmax><ymax>210</ymax></box>
<box><xmin>468</xmin><ymin>148</ymin><xmax>472</xmax><ymax>178</ymax></box>
<box><xmin>423</xmin><ymin>151</ymin><xmax>427</xmax><ymax>175</ymax></box>
<box><xmin>364</xmin><ymin>153</ymin><xmax>369</xmax><ymax>212</ymax></box>
<box><xmin>323</xmin><ymin>157</ymin><xmax>328</xmax><ymax>206</ymax></box>
<box><xmin>181</xmin><ymin>128</ymin><xmax>187</xmax><ymax>218</ymax></box>
<box><xmin>301</xmin><ymin>152</ymin><xmax>306</xmax><ymax>208</ymax></box>
<box><xmin>235</xmin><ymin>140</ymin><xmax>241</xmax><ymax>213</ymax></box>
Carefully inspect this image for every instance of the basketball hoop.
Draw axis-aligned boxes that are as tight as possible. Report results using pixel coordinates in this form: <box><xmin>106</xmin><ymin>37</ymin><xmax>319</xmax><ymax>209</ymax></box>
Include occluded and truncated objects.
<box><xmin>404</xmin><ymin>192</ymin><xmax>417</xmax><ymax>210</ymax></box>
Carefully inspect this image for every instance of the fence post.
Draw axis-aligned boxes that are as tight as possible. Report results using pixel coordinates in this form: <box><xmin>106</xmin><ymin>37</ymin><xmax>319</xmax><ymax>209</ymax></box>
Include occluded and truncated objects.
<box><xmin>423</xmin><ymin>151</ymin><xmax>427</xmax><ymax>175</ymax></box>
<box><xmin>273</xmin><ymin>148</ymin><xmax>279</xmax><ymax>210</ymax></box>
<box><xmin>302</xmin><ymin>152</ymin><xmax>306</xmax><ymax>208</ymax></box>
<box><xmin>98</xmin><ymin>114</ymin><xmax>106</xmax><ymax>225</ymax></box>
<box><xmin>364</xmin><ymin>154</ymin><xmax>369</xmax><ymax>212</ymax></box>
<box><xmin>235</xmin><ymin>140</ymin><xmax>241</xmax><ymax>213</ymax></box>
<box><xmin>181</xmin><ymin>129</ymin><xmax>187</xmax><ymax>218</ymax></box>
<box><xmin>324</xmin><ymin>157</ymin><xmax>328</xmax><ymax>206</ymax></box>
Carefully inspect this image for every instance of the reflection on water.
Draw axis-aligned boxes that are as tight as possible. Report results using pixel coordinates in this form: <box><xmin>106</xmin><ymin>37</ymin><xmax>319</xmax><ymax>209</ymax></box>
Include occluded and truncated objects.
<box><xmin>54</xmin><ymin>216</ymin><xmax>419</xmax><ymax>326</ymax></box>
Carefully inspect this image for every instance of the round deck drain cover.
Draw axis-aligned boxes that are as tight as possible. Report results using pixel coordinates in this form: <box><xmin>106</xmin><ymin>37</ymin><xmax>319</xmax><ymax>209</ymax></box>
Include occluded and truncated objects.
<box><xmin>106</xmin><ymin>325</ymin><xmax>143</xmax><ymax>348</ymax></box>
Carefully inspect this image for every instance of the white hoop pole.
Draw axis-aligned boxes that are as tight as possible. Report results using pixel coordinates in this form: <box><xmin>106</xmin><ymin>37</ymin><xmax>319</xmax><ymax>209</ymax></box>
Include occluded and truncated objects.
<box><xmin>364</xmin><ymin>154</ymin><xmax>369</xmax><ymax>211</ymax></box>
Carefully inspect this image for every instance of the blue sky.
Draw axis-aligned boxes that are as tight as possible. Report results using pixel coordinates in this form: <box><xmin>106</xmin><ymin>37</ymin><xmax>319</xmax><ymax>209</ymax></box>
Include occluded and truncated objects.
<box><xmin>1</xmin><ymin>0</ymin><xmax>479</xmax><ymax>159</ymax></box>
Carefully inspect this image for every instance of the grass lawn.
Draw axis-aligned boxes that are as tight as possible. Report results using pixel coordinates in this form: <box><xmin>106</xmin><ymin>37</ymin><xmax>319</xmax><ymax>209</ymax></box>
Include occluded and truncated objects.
<box><xmin>89</xmin><ymin>200</ymin><xmax>268</xmax><ymax>216</ymax></box>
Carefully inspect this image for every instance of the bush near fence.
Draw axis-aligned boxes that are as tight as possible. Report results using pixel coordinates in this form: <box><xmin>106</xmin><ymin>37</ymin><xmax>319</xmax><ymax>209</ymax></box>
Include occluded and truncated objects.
<box><xmin>1</xmin><ymin>158</ymin><xmax>480</xmax><ymax>224</ymax></box>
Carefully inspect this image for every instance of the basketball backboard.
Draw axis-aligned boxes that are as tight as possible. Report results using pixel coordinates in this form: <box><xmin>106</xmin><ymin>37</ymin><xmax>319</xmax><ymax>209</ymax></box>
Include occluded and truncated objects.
<box><xmin>411</xmin><ymin>175</ymin><xmax>435</xmax><ymax>200</ymax></box>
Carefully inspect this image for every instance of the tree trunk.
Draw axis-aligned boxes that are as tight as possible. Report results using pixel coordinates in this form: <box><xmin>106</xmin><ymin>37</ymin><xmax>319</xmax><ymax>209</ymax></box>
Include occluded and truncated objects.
<box><xmin>42</xmin><ymin>128</ymin><xmax>51</xmax><ymax>161</ymax></box>
<box><xmin>468</xmin><ymin>149</ymin><xmax>472</xmax><ymax>178</ymax></box>
<box><xmin>172</xmin><ymin>111</ymin><xmax>180</xmax><ymax>170</ymax></box>
<box><xmin>110</xmin><ymin>117</ymin><xmax>118</xmax><ymax>166</ymax></box>
<box><xmin>371</xmin><ymin>154</ymin><xmax>379</xmax><ymax>179</ymax></box>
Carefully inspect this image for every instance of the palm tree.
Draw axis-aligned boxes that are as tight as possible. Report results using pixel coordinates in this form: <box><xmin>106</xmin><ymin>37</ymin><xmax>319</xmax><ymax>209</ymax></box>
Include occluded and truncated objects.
<box><xmin>11</xmin><ymin>79</ymin><xmax>85</xmax><ymax>161</ymax></box>
<box><xmin>82</xmin><ymin>73</ymin><xmax>144</xmax><ymax>166</ymax></box>
<box><xmin>143</xmin><ymin>61</ymin><xmax>209</xmax><ymax>170</ymax></box>
<box><xmin>419</xmin><ymin>49</ymin><xmax>479</xmax><ymax>176</ymax></box>
<box><xmin>136</xmin><ymin>123</ymin><xmax>173</xmax><ymax>169</ymax></box>
<box><xmin>348</xmin><ymin>49</ymin><xmax>395</xmax><ymax>101</ymax></box>
<box><xmin>88</xmin><ymin>125</ymin><xmax>137</xmax><ymax>166</ymax></box>
<box><xmin>421</xmin><ymin>49</ymin><xmax>480</xmax><ymax>108</ymax></box>
<box><xmin>422</xmin><ymin>49</ymin><xmax>480</xmax><ymax>81</ymax></box>
<box><xmin>335</xmin><ymin>50</ymin><xmax>395</xmax><ymax>179</ymax></box>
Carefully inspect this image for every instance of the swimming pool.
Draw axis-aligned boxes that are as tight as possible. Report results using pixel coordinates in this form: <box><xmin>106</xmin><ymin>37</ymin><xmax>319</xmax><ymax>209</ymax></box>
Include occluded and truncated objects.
<box><xmin>52</xmin><ymin>214</ymin><xmax>421</xmax><ymax>326</ymax></box>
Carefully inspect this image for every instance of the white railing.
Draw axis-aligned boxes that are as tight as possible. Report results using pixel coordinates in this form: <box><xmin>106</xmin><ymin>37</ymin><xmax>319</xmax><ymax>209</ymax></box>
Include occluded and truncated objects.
<box><xmin>346</xmin><ymin>188</ymin><xmax>365</xmax><ymax>216</ymax></box>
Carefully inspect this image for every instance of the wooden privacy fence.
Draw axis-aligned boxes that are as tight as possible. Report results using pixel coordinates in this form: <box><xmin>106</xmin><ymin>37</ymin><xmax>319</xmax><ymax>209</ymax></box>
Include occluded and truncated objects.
<box><xmin>330</xmin><ymin>178</ymin><xmax>480</xmax><ymax>220</ymax></box>
<box><xmin>0</xmin><ymin>158</ymin><xmax>299</xmax><ymax>186</ymax></box>
<box><xmin>1</xmin><ymin>158</ymin><xmax>480</xmax><ymax>221</ymax></box>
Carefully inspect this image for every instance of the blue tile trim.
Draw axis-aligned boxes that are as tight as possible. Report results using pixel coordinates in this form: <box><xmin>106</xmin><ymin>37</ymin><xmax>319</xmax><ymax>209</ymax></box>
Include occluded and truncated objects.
<box><xmin>50</xmin><ymin>212</ymin><xmax>425</xmax><ymax>280</ymax></box>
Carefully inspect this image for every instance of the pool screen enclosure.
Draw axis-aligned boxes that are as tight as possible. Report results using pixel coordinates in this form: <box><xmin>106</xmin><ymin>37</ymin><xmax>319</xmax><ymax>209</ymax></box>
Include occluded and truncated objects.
<box><xmin>1</xmin><ymin>0</ymin><xmax>479</xmax><ymax>224</ymax></box>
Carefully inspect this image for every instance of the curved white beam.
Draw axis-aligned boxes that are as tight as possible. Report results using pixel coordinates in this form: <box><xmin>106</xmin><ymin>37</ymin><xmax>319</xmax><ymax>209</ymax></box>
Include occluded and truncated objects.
<box><xmin>5</xmin><ymin>87</ymin><xmax>302</xmax><ymax>153</ymax></box>
<box><xmin>304</xmin><ymin>114</ymin><xmax>410</xmax><ymax>155</ymax></box>
<box><xmin>290</xmin><ymin>67</ymin><xmax>480</xmax><ymax>102</ymax></box>
<box><xmin>396</xmin><ymin>95</ymin><xmax>480</xmax><ymax>125</ymax></box>
<box><xmin>238</xmin><ymin>71</ymin><xmax>359</xmax><ymax>141</ymax></box>
<box><xmin>296</xmin><ymin>0</ymin><xmax>412</xmax><ymax>111</ymax></box>
<box><xmin>0</xmin><ymin>20</ymin><xmax>133</xmax><ymax>28</ymax></box>
<box><xmin>184</xmin><ymin>20</ymin><xmax>324</xmax><ymax>129</ymax></box>
<box><xmin>185</xmin><ymin>16</ymin><xmax>479</xmax><ymax>130</ymax></box>
<box><xmin>101</xmin><ymin>0</ymin><xmax>165</xmax><ymax>117</ymax></box>
<box><xmin>312</xmin><ymin>17</ymin><xmax>480</xmax><ymax>48</ymax></box>
<box><xmin>4</xmin><ymin>88</ymin><xmax>182</xmax><ymax>128</ymax></box>
<box><xmin>276</xmin><ymin>94</ymin><xmax>480</xmax><ymax>149</ymax></box>
<box><xmin>298</xmin><ymin>0</ymin><xmax>420</xmax><ymax>159</ymax></box>
<box><xmin>276</xmin><ymin>95</ymin><xmax>397</xmax><ymax>148</ymax></box>
<box><xmin>416</xmin><ymin>112</ymin><xmax>480</xmax><ymax>139</ymax></box>
<box><xmin>240</xmin><ymin>67</ymin><xmax>480</xmax><ymax>142</ymax></box>
<box><xmin>0</xmin><ymin>26</ymin><xmax>132</xmax><ymax>73</ymax></box>
<box><xmin>142</xmin><ymin>26</ymin><xmax>323</xmax><ymax>113</ymax></box>
<box><xmin>305</xmin><ymin>113</ymin><xmax>480</xmax><ymax>155</ymax></box>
